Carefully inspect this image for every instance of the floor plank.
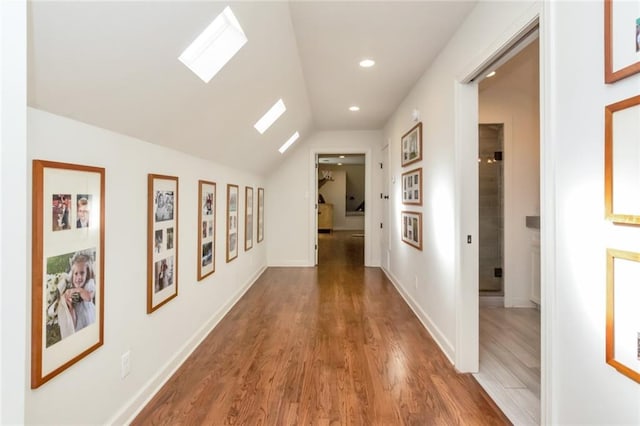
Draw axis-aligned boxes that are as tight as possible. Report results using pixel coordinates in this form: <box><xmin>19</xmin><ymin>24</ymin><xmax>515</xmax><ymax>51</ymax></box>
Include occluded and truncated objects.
<box><xmin>133</xmin><ymin>231</ymin><xmax>509</xmax><ymax>425</ymax></box>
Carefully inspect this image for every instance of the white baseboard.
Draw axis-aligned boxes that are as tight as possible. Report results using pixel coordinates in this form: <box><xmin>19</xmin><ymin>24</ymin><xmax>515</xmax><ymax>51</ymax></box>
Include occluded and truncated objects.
<box><xmin>504</xmin><ymin>297</ymin><xmax>536</xmax><ymax>308</ymax></box>
<box><xmin>479</xmin><ymin>295</ymin><xmax>504</xmax><ymax>307</ymax></box>
<box><xmin>108</xmin><ymin>265</ymin><xmax>267</xmax><ymax>425</ymax></box>
<box><xmin>381</xmin><ymin>267</ymin><xmax>455</xmax><ymax>364</ymax></box>
<box><xmin>268</xmin><ymin>260</ymin><xmax>314</xmax><ymax>267</ymax></box>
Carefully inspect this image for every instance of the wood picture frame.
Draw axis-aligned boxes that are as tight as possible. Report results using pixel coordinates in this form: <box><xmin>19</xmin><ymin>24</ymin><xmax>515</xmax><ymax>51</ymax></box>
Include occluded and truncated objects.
<box><xmin>401</xmin><ymin>211</ymin><xmax>423</xmax><ymax>250</ymax></box>
<box><xmin>604</xmin><ymin>94</ymin><xmax>640</xmax><ymax>224</ymax></box>
<box><xmin>198</xmin><ymin>180</ymin><xmax>216</xmax><ymax>280</ymax></box>
<box><xmin>245</xmin><ymin>186</ymin><xmax>254</xmax><ymax>251</ymax></box>
<box><xmin>604</xmin><ymin>0</ymin><xmax>640</xmax><ymax>83</ymax></box>
<box><xmin>401</xmin><ymin>122</ymin><xmax>422</xmax><ymax>167</ymax></box>
<box><xmin>31</xmin><ymin>160</ymin><xmax>105</xmax><ymax>388</ymax></box>
<box><xmin>147</xmin><ymin>174</ymin><xmax>178</xmax><ymax>313</ymax></box>
<box><xmin>606</xmin><ymin>248</ymin><xmax>640</xmax><ymax>384</ymax></box>
<box><xmin>402</xmin><ymin>167</ymin><xmax>423</xmax><ymax>205</ymax></box>
<box><xmin>257</xmin><ymin>187</ymin><xmax>264</xmax><ymax>243</ymax></box>
<box><xmin>226</xmin><ymin>183</ymin><xmax>239</xmax><ymax>262</ymax></box>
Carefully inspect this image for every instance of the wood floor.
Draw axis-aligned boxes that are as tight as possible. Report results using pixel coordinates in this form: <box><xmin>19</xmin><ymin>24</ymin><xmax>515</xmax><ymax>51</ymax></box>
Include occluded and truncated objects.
<box><xmin>133</xmin><ymin>231</ymin><xmax>509</xmax><ymax>425</ymax></box>
<box><xmin>475</xmin><ymin>306</ymin><xmax>540</xmax><ymax>425</ymax></box>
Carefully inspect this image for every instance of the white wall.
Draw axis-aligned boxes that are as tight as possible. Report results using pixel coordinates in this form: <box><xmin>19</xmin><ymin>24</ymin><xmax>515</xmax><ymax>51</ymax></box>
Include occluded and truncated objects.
<box><xmin>26</xmin><ymin>108</ymin><xmax>267</xmax><ymax>424</ymax></box>
<box><xmin>479</xmin><ymin>40</ymin><xmax>540</xmax><ymax>307</ymax></box>
<box><xmin>1</xmin><ymin>0</ymin><xmax>27</xmax><ymax>423</ymax></box>
<box><xmin>266</xmin><ymin>130</ymin><xmax>382</xmax><ymax>266</ymax></box>
<box><xmin>547</xmin><ymin>1</ymin><xmax>640</xmax><ymax>424</ymax></box>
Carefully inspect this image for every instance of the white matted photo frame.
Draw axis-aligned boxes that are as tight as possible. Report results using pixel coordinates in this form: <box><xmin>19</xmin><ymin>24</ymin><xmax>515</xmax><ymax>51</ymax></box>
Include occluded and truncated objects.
<box><xmin>401</xmin><ymin>122</ymin><xmax>422</xmax><ymax>167</ymax></box>
<box><xmin>604</xmin><ymin>0</ymin><xmax>640</xmax><ymax>83</ymax></box>
<box><xmin>31</xmin><ymin>160</ymin><xmax>105</xmax><ymax>388</ymax></box>
<box><xmin>606</xmin><ymin>248</ymin><xmax>640</xmax><ymax>384</ymax></box>
<box><xmin>401</xmin><ymin>211</ymin><xmax>422</xmax><ymax>250</ymax></box>
<box><xmin>198</xmin><ymin>180</ymin><xmax>216</xmax><ymax>281</ymax></box>
<box><xmin>402</xmin><ymin>167</ymin><xmax>422</xmax><ymax>205</ymax></box>
<box><xmin>257</xmin><ymin>187</ymin><xmax>264</xmax><ymax>243</ymax></box>
<box><xmin>226</xmin><ymin>183</ymin><xmax>239</xmax><ymax>262</ymax></box>
<box><xmin>604</xmin><ymin>94</ymin><xmax>640</xmax><ymax>224</ymax></box>
<box><xmin>147</xmin><ymin>174</ymin><xmax>178</xmax><ymax>313</ymax></box>
<box><xmin>245</xmin><ymin>186</ymin><xmax>254</xmax><ymax>251</ymax></box>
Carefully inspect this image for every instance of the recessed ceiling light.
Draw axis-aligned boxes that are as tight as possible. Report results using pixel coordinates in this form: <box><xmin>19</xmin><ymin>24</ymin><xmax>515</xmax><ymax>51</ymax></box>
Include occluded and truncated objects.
<box><xmin>254</xmin><ymin>99</ymin><xmax>286</xmax><ymax>134</ymax></box>
<box><xmin>359</xmin><ymin>59</ymin><xmax>375</xmax><ymax>68</ymax></box>
<box><xmin>279</xmin><ymin>131</ymin><xmax>300</xmax><ymax>154</ymax></box>
<box><xmin>486</xmin><ymin>71</ymin><xmax>496</xmax><ymax>78</ymax></box>
<box><xmin>339</xmin><ymin>155</ymin><xmax>345</xmax><ymax>158</ymax></box>
<box><xmin>337</xmin><ymin>163</ymin><xmax>343</xmax><ymax>166</ymax></box>
<box><xmin>178</xmin><ymin>6</ymin><xmax>247</xmax><ymax>83</ymax></box>
<box><xmin>349</xmin><ymin>106</ymin><xmax>360</xmax><ymax>112</ymax></box>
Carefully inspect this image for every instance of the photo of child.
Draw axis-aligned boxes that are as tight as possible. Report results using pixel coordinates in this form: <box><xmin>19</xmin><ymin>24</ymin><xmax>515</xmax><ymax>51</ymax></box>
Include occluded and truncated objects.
<box><xmin>45</xmin><ymin>249</ymin><xmax>97</xmax><ymax>347</ymax></box>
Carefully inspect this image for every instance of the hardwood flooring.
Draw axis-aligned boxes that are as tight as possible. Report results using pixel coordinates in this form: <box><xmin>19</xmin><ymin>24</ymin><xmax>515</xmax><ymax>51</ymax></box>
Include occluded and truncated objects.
<box><xmin>475</xmin><ymin>306</ymin><xmax>540</xmax><ymax>425</ymax></box>
<box><xmin>133</xmin><ymin>231</ymin><xmax>509</xmax><ymax>425</ymax></box>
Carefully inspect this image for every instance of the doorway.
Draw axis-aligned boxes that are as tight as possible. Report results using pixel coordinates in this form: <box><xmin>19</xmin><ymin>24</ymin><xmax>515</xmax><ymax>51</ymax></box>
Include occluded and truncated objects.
<box><xmin>315</xmin><ymin>153</ymin><xmax>366</xmax><ymax>266</ymax></box>
<box><xmin>475</xmin><ymin>36</ymin><xmax>541</xmax><ymax>425</ymax></box>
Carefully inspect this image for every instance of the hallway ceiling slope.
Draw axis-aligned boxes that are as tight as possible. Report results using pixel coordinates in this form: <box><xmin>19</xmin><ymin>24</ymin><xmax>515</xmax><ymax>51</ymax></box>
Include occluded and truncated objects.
<box><xmin>27</xmin><ymin>1</ymin><xmax>475</xmax><ymax>175</ymax></box>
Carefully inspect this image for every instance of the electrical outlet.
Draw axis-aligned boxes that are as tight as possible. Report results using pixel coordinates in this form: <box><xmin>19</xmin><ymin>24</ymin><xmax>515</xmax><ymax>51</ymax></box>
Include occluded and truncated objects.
<box><xmin>121</xmin><ymin>351</ymin><xmax>131</xmax><ymax>379</ymax></box>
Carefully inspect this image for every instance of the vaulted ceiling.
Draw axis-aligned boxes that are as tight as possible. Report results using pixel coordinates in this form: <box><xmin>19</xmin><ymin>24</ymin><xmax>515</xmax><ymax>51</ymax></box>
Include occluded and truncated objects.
<box><xmin>28</xmin><ymin>1</ymin><xmax>476</xmax><ymax>175</ymax></box>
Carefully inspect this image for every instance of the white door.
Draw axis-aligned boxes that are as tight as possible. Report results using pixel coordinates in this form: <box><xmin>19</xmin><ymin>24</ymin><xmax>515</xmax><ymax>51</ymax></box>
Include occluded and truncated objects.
<box><xmin>381</xmin><ymin>144</ymin><xmax>389</xmax><ymax>269</ymax></box>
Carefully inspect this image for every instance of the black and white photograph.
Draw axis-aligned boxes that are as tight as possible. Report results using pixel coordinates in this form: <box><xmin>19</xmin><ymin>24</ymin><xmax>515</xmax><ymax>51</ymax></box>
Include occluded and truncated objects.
<box><xmin>154</xmin><ymin>190</ymin><xmax>174</xmax><ymax>222</ymax></box>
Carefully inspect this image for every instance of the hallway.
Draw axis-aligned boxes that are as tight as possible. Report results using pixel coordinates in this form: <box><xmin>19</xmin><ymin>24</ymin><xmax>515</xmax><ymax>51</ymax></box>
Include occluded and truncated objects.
<box><xmin>133</xmin><ymin>232</ymin><xmax>508</xmax><ymax>424</ymax></box>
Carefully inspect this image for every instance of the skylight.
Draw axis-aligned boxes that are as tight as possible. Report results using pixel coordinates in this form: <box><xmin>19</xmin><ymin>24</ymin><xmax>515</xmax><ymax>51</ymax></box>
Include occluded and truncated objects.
<box><xmin>278</xmin><ymin>131</ymin><xmax>300</xmax><ymax>154</ymax></box>
<box><xmin>254</xmin><ymin>99</ymin><xmax>286</xmax><ymax>134</ymax></box>
<box><xmin>178</xmin><ymin>6</ymin><xmax>247</xmax><ymax>83</ymax></box>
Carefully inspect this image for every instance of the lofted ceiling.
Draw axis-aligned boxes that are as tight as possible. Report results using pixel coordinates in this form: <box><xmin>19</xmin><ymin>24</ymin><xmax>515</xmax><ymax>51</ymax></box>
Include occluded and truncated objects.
<box><xmin>28</xmin><ymin>1</ymin><xmax>476</xmax><ymax>175</ymax></box>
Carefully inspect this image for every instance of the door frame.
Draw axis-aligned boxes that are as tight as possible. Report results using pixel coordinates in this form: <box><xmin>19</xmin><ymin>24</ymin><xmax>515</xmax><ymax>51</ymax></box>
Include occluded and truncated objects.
<box><xmin>309</xmin><ymin>148</ymin><xmax>373</xmax><ymax>266</ymax></box>
<box><xmin>454</xmin><ymin>2</ymin><xmax>553</xmax><ymax>424</ymax></box>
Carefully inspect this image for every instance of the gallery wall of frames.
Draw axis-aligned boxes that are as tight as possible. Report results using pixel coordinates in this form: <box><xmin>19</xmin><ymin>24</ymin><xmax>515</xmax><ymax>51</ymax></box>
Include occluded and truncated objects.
<box><xmin>602</xmin><ymin>0</ymin><xmax>640</xmax><ymax>385</ymax></box>
<box><xmin>400</xmin><ymin>121</ymin><xmax>423</xmax><ymax>250</ymax></box>
<box><xmin>27</xmin><ymin>108</ymin><xmax>267</xmax><ymax>426</ymax></box>
<box><xmin>31</xmin><ymin>159</ymin><xmax>266</xmax><ymax>387</ymax></box>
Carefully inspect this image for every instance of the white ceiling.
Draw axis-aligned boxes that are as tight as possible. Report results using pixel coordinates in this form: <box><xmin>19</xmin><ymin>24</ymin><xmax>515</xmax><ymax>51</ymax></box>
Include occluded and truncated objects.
<box><xmin>28</xmin><ymin>1</ymin><xmax>476</xmax><ymax>175</ymax></box>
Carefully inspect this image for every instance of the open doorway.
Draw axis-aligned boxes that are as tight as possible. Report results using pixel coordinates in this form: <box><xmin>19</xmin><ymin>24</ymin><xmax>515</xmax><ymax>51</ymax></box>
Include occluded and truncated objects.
<box><xmin>316</xmin><ymin>154</ymin><xmax>365</xmax><ymax>265</ymax></box>
<box><xmin>475</xmin><ymin>37</ymin><xmax>541</xmax><ymax>425</ymax></box>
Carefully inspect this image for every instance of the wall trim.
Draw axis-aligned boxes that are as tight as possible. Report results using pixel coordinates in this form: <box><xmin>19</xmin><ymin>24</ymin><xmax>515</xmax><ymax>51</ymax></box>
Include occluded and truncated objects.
<box><xmin>381</xmin><ymin>266</ymin><xmax>455</xmax><ymax>364</ymax></box>
<box><xmin>268</xmin><ymin>260</ymin><xmax>314</xmax><ymax>267</ymax></box>
<box><xmin>109</xmin><ymin>264</ymin><xmax>267</xmax><ymax>425</ymax></box>
<box><xmin>479</xmin><ymin>296</ymin><xmax>504</xmax><ymax>307</ymax></box>
<box><xmin>504</xmin><ymin>297</ymin><xmax>536</xmax><ymax>308</ymax></box>
<box><xmin>310</xmin><ymin>148</ymin><xmax>374</xmax><ymax>267</ymax></box>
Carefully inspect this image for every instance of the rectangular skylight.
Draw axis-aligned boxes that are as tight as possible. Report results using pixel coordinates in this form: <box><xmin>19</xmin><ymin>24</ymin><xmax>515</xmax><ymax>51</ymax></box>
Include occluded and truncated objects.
<box><xmin>279</xmin><ymin>131</ymin><xmax>300</xmax><ymax>154</ymax></box>
<box><xmin>179</xmin><ymin>6</ymin><xmax>247</xmax><ymax>83</ymax></box>
<box><xmin>254</xmin><ymin>99</ymin><xmax>287</xmax><ymax>134</ymax></box>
